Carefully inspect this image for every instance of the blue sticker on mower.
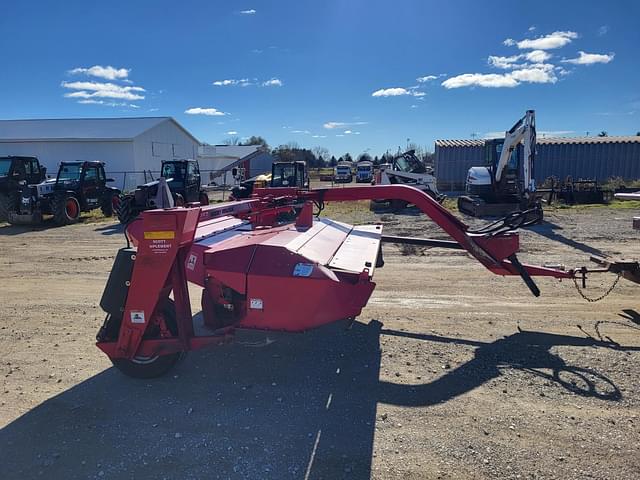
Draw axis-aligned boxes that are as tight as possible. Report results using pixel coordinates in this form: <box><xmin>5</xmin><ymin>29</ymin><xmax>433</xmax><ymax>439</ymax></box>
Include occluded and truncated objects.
<box><xmin>293</xmin><ymin>263</ymin><xmax>314</xmax><ymax>277</ymax></box>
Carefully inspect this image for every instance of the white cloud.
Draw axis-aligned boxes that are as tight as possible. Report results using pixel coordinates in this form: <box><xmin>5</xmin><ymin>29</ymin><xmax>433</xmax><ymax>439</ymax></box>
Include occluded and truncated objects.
<box><xmin>311</xmin><ymin>134</ymin><xmax>327</xmax><ymax>138</ymax></box>
<box><xmin>335</xmin><ymin>134</ymin><xmax>345</xmax><ymax>137</ymax></box>
<box><xmin>213</xmin><ymin>78</ymin><xmax>252</xmax><ymax>87</ymax></box>
<box><xmin>416</xmin><ymin>75</ymin><xmax>437</xmax><ymax>82</ymax></box>
<box><xmin>488</xmin><ymin>54</ymin><xmax>523</xmax><ymax>69</ymax></box>
<box><xmin>410</xmin><ymin>104</ymin><xmax>418</xmax><ymax>109</ymax></box>
<box><xmin>525</xmin><ymin>50</ymin><xmax>552</xmax><ymax>63</ymax></box>
<box><xmin>323</xmin><ymin>121</ymin><xmax>368</xmax><ymax>129</ymax></box>
<box><xmin>528</xmin><ymin>26</ymin><xmax>536</xmax><ymax>32</ymax></box>
<box><xmin>562</xmin><ymin>51</ymin><xmax>614</xmax><ymax>65</ymax></box>
<box><xmin>213</xmin><ymin>77</ymin><xmax>283</xmax><ymax>87</ymax></box>
<box><xmin>503</xmin><ymin>38</ymin><xmax>516</xmax><ymax>46</ymax></box>
<box><xmin>77</xmin><ymin>99</ymin><xmax>139</xmax><ymax>108</ymax></box>
<box><xmin>371</xmin><ymin>87</ymin><xmax>425</xmax><ymax>97</ymax></box>
<box><xmin>598</xmin><ymin>25</ymin><xmax>609</xmax><ymax>36</ymax></box>
<box><xmin>61</xmin><ymin>80</ymin><xmax>145</xmax><ymax>100</ymax></box>
<box><xmin>442</xmin><ymin>73</ymin><xmax>519</xmax><ymax>89</ymax></box>
<box><xmin>240</xmin><ymin>9</ymin><xmax>256</xmax><ymax>14</ymax></box>
<box><xmin>184</xmin><ymin>107</ymin><xmax>227</xmax><ymax>116</ymax></box>
<box><xmin>226</xmin><ymin>130</ymin><xmax>238</xmax><ymax>135</ymax></box>
<box><xmin>291</xmin><ymin>129</ymin><xmax>310</xmax><ymax>134</ymax></box>
<box><xmin>515</xmin><ymin>31</ymin><xmax>578</xmax><ymax>50</ymax></box>
<box><xmin>262</xmin><ymin>78</ymin><xmax>283</xmax><ymax>87</ymax></box>
<box><xmin>509</xmin><ymin>64</ymin><xmax>557</xmax><ymax>84</ymax></box>
<box><xmin>444</xmin><ymin>64</ymin><xmax>557</xmax><ymax>89</ymax></box>
<box><xmin>344</xmin><ymin>130</ymin><xmax>352</xmax><ymax>134</ymax></box>
<box><xmin>69</xmin><ymin>65</ymin><xmax>130</xmax><ymax>80</ymax></box>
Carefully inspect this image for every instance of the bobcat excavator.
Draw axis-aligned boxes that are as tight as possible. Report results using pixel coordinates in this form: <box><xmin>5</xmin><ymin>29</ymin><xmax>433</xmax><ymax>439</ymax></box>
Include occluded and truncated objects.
<box><xmin>458</xmin><ymin>110</ymin><xmax>541</xmax><ymax>220</ymax></box>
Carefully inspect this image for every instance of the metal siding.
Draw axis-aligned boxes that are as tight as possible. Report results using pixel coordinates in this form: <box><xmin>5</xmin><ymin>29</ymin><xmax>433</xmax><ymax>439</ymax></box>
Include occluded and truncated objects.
<box><xmin>436</xmin><ymin>138</ymin><xmax>640</xmax><ymax>186</ymax></box>
<box><xmin>0</xmin><ymin>140</ymin><xmax>135</xmax><ymax>188</ymax></box>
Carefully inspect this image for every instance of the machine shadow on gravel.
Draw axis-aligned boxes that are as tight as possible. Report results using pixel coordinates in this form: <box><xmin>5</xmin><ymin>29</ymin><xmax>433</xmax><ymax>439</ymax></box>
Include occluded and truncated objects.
<box><xmin>94</xmin><ymin>222</ymin><xmax>125</xmax><ymax>236</ymax></box>
<box><xmin>0</xmin><ymin>222</ymin><xmax>53</xmax><ymax>236</ymax></box>
<box><xmin>0</xmin><ymin>320</ymin><xmax>383</xmax><ymax>480</ymax></box>
<box><xmin>377</xmin><ymin>326</ymin><xmax>638</xmax><ymax>406</ymax></box>
<box><xmin>528</xmin><ymin>220</ymin><xmax>605</xmax><ymax>257</ymax></box>
<box><xmin>1</xmin><ymin>319</ymin><xmax>635</xmax><ymax>479</ymax></box>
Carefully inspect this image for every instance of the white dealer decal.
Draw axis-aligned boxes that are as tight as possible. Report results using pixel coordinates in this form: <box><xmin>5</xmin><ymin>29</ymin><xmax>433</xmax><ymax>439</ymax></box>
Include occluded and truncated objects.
<box><xmin>249</xmin><ymin>298</ymin><xmax>264</xmax><ymax>310</ymax></box>
<box><xmin>130</xmin><ymin>310</ymin><xmax>145</xmax><ymax>324</ymax></box>
<box><xmin>186</xmin><ymin>254</ymin><xmax>197</xmax><ymax>271</ymax></box>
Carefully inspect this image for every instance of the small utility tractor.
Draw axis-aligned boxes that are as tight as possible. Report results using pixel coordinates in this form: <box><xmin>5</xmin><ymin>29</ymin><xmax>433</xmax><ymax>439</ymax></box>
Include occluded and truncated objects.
<box><xmin>230</xmin><ymin>160</ymin><xmax>309</xmax><ymax>199</ymax></box>
<box><xmin>96</xmin><ymin>183</ymin><xmax>637</xmax><ymax>379</ymax></box>
<box><xmin>117</xmin><ymin>159</ymin><xmax>209</xmax><ymax>224</ymax></box>
<box><xmin>4</xmin><ymin>160</ymin><xmax>120</xmax><ymax>226</ymax></box>
<box><xmin>0</xmin><ymin>156</ymin><xmax>47</xmax><ymax>221</ymax></box>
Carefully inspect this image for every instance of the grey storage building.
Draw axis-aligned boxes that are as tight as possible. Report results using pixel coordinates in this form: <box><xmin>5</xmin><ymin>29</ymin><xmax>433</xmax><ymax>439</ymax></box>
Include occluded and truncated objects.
<box><xmin>435</xmin><ymin>136</ymin><xmax>640</xmax><ymax>191</ymax></box>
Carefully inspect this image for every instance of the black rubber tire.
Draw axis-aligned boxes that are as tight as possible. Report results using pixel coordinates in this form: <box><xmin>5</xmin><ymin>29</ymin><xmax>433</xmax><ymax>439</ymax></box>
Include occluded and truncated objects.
<box><xmin>111</xmin><ymin>299</ymin><xmax>185</xmax><ymax>379</ymax></box>
<box><xmin>51</xmin><ymin>193</ymin><xmax>81</xmax><ymax>225</ymax></box>
<box><xmin>112</xmin><ymin>351</ymin><xmax>185</xmax><ymax>379</ymax></box>
<box><xmin>390</xmin><ymin>199</ymin><xmax>408</xmax><ymax>212</ymax></box>
<box><xmin>116</xmin><ymin>195</ymin><xmax>136</xmax><ymax>224</ymax></box>
<box><xmin>0</xmin><ymin>192</ymin><xmax>12</xmax><ymax>221</ymax></box>
<box><xmin>199</xmin><ymin>191</ymin><xmax>209</xmax><ymax>206</ymax></box>
<box><xmin>101</xmin><ymin>193</ymin><xmax>119</xmax><ymax>218</ymax></box>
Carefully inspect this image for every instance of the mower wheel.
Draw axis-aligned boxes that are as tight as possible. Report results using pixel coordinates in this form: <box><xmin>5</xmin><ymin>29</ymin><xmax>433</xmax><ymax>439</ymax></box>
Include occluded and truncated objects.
<box><xmin>116</xmin><ymin>195</ymin><xmax>136</xmax><ymax>224</ymax></box>
<box><xmin>52</xmin><ymin>194</ymin><xmax>81</xmax><ymax>225</ymax></box>
<box><xmin>111</xmin><ymin>299</ymin><xmax>186</xmax><ymax>379</ymax></box>
<box><xmin>101</xmin><ymin>193</ymin><xmax>120</xmax><ymax>217</ymax></box>
<box><xmin>199</xmin><ymin>191</ymin><xmax>209</xmax><ymax>206</ymax></box>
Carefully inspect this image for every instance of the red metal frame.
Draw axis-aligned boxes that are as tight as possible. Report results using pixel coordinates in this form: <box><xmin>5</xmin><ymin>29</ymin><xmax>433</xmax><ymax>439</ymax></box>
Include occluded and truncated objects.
<box><xmin>98</xmin><ymin>185</ymin><xmax>576</xmax><ymax>361</ymax></box>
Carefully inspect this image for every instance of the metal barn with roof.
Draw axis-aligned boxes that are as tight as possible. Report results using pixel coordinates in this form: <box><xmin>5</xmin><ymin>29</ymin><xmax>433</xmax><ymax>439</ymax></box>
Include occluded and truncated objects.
<box><xmin>0</xmin><ymin>117</ymin><xmax>200</xmax><ymax>190</ymax></box>
<box><xmin>434</xmin><ymin>136</ymin><xmax>640</xmax><ymax>191</ymax></box>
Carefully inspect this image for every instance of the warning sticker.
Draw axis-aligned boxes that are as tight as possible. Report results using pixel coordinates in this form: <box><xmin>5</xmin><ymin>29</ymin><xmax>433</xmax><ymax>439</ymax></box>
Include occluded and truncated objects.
<box><xmin>186</xmin><ymin>254</ymin><xmax>197</xmax><ymax>271</ymax></box>
<box><xmin>144</xmin><ymin>231</ymin><xmax>176</xmax><ymax>240</ymax></box>
<box><xmin>130</xmin><ymin>310</ymin><xmax>145</xmax><ymax>324</ymax></box>
<box><xmin>249</xmin><ymin>298</ymin><xmax>264</xmax><ymax>310</ymax></box>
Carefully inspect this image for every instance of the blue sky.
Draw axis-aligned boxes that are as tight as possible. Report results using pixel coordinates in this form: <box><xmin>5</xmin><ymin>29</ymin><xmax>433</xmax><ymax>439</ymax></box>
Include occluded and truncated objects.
<box><xmin>1</xmin><ymin>0</ymin><xmax>638</xmax><ymax>158</ymax></box>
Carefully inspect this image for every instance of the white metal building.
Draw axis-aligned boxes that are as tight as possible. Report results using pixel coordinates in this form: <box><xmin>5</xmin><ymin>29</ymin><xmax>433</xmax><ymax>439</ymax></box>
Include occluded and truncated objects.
<box><xmin>0</xmin><ymin>117</ymin><xmax>200</xmax><ymax>190</ymax></box>
<box><xmin>197</xmin><ymin>145</ymin><xmax>274</xmax><ymax>185</ymax></box>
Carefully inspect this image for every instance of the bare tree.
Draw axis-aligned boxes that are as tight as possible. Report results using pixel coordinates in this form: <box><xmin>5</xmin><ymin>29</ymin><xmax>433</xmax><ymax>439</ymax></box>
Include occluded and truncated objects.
<box><xmin>312</xmin><ymin>146</ymin><xmax>329</xmax><ymax>161</ymax></box>
<box><xmin>223</xmin><ymin>136</ymin><xmax>240</xmax><ymax>145</ymax></box>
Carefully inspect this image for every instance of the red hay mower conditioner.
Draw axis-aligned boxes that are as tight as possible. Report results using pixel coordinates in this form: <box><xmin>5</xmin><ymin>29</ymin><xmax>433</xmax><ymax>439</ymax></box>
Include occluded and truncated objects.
<box><xmin>96</xmin><ymin>184</ymin><xmax>639</xmax><ymax>378</ymax></box>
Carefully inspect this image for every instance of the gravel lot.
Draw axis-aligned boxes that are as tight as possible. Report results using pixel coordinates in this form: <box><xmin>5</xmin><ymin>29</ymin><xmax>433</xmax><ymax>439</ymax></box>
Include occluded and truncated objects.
<box><xmin>0</xmin><ymin>202</ymin><xmax>639</xmax><ymax>479</ymax></box>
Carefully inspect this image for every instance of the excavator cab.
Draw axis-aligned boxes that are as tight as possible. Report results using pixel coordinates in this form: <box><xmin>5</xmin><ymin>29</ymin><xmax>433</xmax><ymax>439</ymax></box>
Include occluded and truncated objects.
<box><xmin>270</xmin><ymin>161</ymin><xmax>308</xmax><ymax>189</ymax></box>
<box><xmin>485</xmin><ymin>139</ymin><xmax>520</xmax><ymax>196</ymax></box>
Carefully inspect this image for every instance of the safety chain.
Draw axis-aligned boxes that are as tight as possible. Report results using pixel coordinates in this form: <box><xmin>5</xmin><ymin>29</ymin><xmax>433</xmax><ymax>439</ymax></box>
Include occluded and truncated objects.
<box><xmin>573</xmin><ymin>273</ymin><xmax>622</xmax><ymax>302</ymax></box>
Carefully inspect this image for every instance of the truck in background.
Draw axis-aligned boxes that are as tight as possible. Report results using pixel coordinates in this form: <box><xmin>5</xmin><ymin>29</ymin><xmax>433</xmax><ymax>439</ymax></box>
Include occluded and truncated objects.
<box><xmin>334</xmin><ymin>161</ymin><xmax>353</xmax><ymax>183</ymax></box>
<box><xmin>356</xmin><ymin>161</ymin><xmax>373</xmax><ymax>183</ymax></box>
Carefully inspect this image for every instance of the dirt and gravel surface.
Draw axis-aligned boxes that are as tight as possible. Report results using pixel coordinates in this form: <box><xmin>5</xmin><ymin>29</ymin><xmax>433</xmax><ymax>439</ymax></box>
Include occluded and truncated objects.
<box><xmin>0</xmin><ymin>202</ymin><xmax>639</xmax><ymax>480</ymax></box>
